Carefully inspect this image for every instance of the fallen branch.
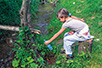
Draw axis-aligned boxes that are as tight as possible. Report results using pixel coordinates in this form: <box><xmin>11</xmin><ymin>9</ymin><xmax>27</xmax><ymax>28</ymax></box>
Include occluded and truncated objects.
<box><xmin>0</xmin><ymin>25</ymin><xmax>41</xmax><ymax>34</ymax></box>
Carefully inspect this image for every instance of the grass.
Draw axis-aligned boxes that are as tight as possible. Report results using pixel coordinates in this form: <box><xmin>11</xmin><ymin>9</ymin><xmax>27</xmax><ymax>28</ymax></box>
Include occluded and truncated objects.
<box><xmin>40</xmin><ymin>0</ymin><xmax>102</xmax><ymax>68</ymax></box>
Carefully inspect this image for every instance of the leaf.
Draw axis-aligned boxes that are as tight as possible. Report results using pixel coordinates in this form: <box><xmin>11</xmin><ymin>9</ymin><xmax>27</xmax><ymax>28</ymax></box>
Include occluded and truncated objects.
<box><xmin>56</xmin><ymin>61</ymin><xmax>61</xmax><ymax>64</ymax></box>
<box><xmin>30</xmin><ymin>63</ymin><xmax>38</xmax><ymax>68</ymax></box>
<box><xmin>30</xmin><ymin>59</ymin><xmax>34</xmax><ymax>63</ymax></box>
<box><xmin>19</xmin><ymin>31</ymin><xmax>24</xmax><ymax>36</ymax></box>
<box><xmin>66</xmin><ymin>60</ymin><xmax>73</xmax><ymax>63</ymax></box>
<box><xmin>32</xmin><ymin>44</ymin><xmax>36</xmax><ymax>46</ymax></box>
<box><xmin>21</xmin><ymin>65</ymin><xmax>25</xmax><ymax>68</ymax></box>
<box><xmin>52</xmin><ymin>49</ymin><xmax>56</xmax><ymax>53</ymax></box>
<box><xmin>30</xmin><ymin>34</ymin><xmax>34</xmax><ymax>38</ymax></box>
<box><xmin>63</xmin><ymin>55</ymin><xmax>66</xmax><ymax>57</ymax></box>
<box><xmin>19</xmin><ymin>37</ymin><xmax>24</xmax><ymax>40</ymax></box>
<box><xmin>24</xmin><ymin>26</ymin><xmax>29</xmax><ymax>32</ymax></box>
<box><xmin>27</xmin><ymin>40</ymin><xmax>30</xmax><ymax>43</ymax></box>
<box><xmin>16</xmin><ymin>40</ymin><xmax>20</xmax><ymax>43</ymax></box>
<box><xmin>14</xmin><ymin>43</ymin><xmax>18</xmax><ymax>46</ymax></box>
<box><xmin>30</xmin><ymin>49</ymin><xmax>33</xmax><ymax>52</ymax></box>
<box><xmin>79</xmin><ymin>51</ymin><xmax>86</xmax><ymax>56</ymax></box>
<box><xmin>19</xmin><ymin>27</ymin><xmax>23</xmax><ymax>31</ymax></box>
<box><xmin>27</xmin><ymin>56</ymin><xmax>31</xmax><ymax>61</ymax></box>
<box><xmin>41</xmin><ymin>52</ymin><xmax>45</xmax><ymax>56</ymax></box>
<box><xmin>12</xmin><ymin>59</ymin><xmax>20</xmax><ymax>67</ymax></box>
<box><xmin>27</xmin><ymin>59</ymin><xmax>34</xmax><ymax>64</ymax></box>
<box><xmin>40</xmin><ymin>57</ymin><xmax>44</xmax><ymax>61</ymax></box>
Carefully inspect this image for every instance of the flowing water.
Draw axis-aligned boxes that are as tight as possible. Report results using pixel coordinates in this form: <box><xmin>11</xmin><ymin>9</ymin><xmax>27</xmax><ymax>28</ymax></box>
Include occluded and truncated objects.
<box><xmin>31</xmin><ymin>3</ymin><xmax>54</xmax><ymax>35</ymax></box>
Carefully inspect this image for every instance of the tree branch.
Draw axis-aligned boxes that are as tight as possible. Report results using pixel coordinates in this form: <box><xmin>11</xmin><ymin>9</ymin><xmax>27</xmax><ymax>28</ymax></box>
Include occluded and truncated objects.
<box><xmin>0</xmin><ymin>25</ymin><xmax>41</xmax><ymax>34</ymax></box>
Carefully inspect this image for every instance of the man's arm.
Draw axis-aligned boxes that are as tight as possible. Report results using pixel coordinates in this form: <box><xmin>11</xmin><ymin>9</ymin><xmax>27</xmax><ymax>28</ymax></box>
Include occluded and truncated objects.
<box><xmin>71</xmin><ymin>15</ymin><xmax>85</xmax><ymax>22</ymax></box>
<box><xmin>44</xmin><ymin>27</ymin><xmax>65</xmax><ymax>45</ymax></box>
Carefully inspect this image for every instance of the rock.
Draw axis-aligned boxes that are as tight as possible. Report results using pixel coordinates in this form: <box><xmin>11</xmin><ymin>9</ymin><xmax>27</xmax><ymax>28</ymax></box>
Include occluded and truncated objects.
<box><xmin>1</xmin><ymin>64</ymin><xmax>5</xmax><ymax>68</ymax></box>
<box><xmin>6</xmin><ymin>63</ymin><xmax>9</xmax><ymax>67</ymax></box>
<box><xmin>4</xmin><ymin>59</ymin><xmax>8</xmax><ymax>63</ymax></box>
<box><xmin>1</xmin><ymin>59</ymin><xmax>3</xmax><ymax>62</ymax></box>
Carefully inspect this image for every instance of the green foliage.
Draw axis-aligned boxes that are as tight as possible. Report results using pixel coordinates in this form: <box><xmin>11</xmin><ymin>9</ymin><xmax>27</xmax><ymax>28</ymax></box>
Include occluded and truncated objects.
<box><xmin>12</xmin><ymin>26</ymin><xmax>47</xmax><ymax>68</ymax></box>
<box><xmin>0</xmin><ymin>0</ymin><xmax>21</xmax><ymax>25</ymax></box>
<box><xmin>31</xmin><ymin>0</ymin><xmax>40</xmax><ymax>18</ymax></box>
<box><xmin>0</xmin><ymin>0</ymin><xmax>21</xmax><ymax>37</ymax></box>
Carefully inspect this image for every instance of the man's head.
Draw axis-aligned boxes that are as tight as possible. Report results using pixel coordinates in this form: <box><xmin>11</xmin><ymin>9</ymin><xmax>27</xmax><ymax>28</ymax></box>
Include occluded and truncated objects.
<box><xmin>57</xmin><ymin>8</ymin><xmax>69</xmax><ymax>23</ymax></box>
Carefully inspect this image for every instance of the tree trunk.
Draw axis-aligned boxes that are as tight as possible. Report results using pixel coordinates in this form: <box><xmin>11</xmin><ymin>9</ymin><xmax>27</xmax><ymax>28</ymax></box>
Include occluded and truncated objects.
<box><xmin>78</xmin><ymin>39</ymin><xmax>93</xmax><ymax>55</ymax></box>
<box><xmin>27</xmin><ymin>1</ymin><xmax>31</xmax><ymax>24</ymax></box>
<box><xmin>19</xmin><ymin>0</ymin><xmax>28</xmax><ymax>27</ymax></box>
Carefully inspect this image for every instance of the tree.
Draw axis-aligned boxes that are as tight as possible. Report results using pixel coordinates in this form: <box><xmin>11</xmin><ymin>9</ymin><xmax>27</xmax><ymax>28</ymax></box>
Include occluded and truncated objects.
<box><xmin>0</xmin><ymin>0</ymin><xmax>40</xmax><ymax>34</ymax></box>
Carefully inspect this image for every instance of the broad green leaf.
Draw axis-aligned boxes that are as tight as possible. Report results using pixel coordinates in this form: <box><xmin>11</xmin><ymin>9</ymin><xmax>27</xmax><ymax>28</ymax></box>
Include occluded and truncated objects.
<box><xmin>56</xmin><ymin>61</ymin><xmax>61</xmax><ymax>64</ymax></box>
<box><xmin>12</xmin><ymin>59</ymin><xmax>20</xmax><ymax>67</ymax></box>
<box><xmin>16</xmin><ymin>40</ymin><xmax>20</xmax><ymax>43</ymax></box>
<box><xmin>32</xmin><ymin>44</ymin><xmax>36</xmax><ymax>46</ymax></box>
<box><xmin>27</xmin><ymin>56</ymin><xmax>31</xmax><ymax>61</ymax></box>
<box><xmin>30</xmin><ymin>49</ymin><xmax>33</xmax><ymax>52</ymax></box>
<box><xmin>21</xmin><ymin>65</ymin><xmax>25</xmax><ymax>68</ymax></box>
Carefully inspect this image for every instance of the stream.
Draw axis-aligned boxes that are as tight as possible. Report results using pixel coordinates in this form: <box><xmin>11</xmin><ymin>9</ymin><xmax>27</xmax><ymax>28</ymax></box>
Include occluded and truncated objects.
<box><xmin>31</xmin><ymin>3</ymin><xmax>54</xmax><ymax>35</ymax></box>
<box><xmin>0</xmin><ymin>2</ymin><xmax>55</xmax><ymax>68</ymax></box>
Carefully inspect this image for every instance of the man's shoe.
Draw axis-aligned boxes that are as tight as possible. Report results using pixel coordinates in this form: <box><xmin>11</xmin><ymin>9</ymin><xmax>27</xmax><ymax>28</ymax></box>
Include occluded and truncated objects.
<box><xmin>60</xmin><ymin>48</ymin><xmax>65</xmax><ymax>54</ymax></box>
<box><xmin>66</xmin><ymin>54</ymin><xmax>74</xmax><ymax>60</ymax></box>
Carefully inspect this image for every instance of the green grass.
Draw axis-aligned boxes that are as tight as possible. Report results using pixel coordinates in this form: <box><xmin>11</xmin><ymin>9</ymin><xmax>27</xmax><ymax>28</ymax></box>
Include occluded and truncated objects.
<box><xmin>40</xmin><ymin>0</ymin><xmax>102</xmax><ymax>68</ymax></box>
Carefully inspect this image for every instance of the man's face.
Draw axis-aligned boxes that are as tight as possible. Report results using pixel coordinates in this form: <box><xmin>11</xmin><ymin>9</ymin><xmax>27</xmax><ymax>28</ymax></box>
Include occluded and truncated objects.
<box><xmin>57</xmin><ymin>17</ymin><xmax>66</xmax><ymax>23</ymax></box>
